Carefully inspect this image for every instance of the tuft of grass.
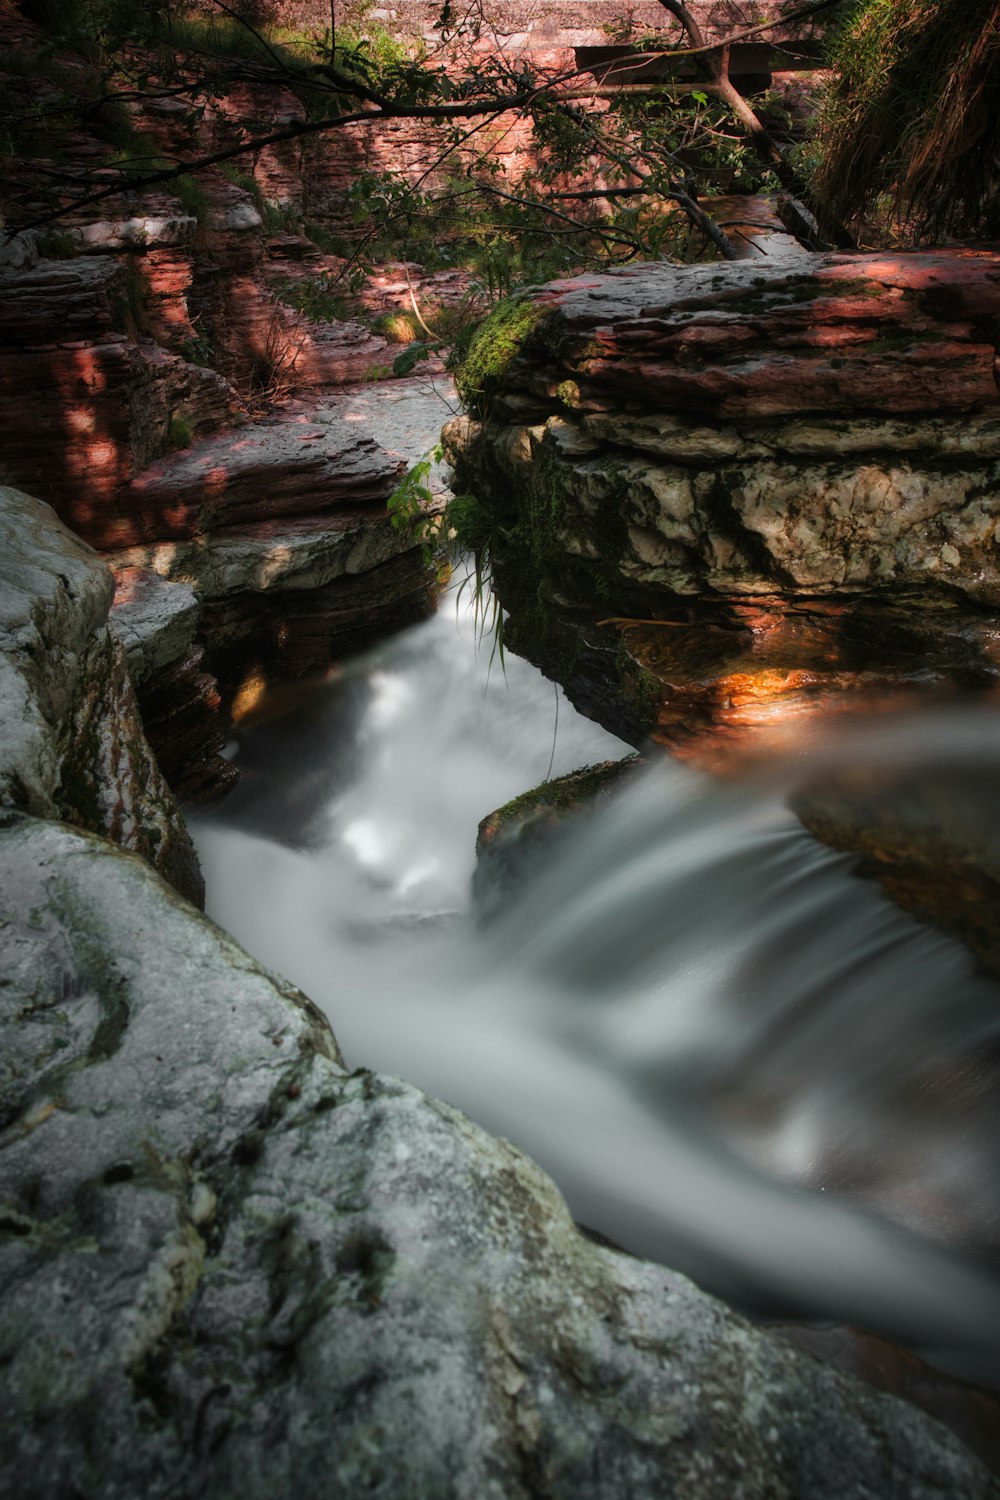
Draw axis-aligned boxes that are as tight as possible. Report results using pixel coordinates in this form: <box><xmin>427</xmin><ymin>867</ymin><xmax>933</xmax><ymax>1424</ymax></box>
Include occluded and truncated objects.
<box><xmin>150</xmin><ymin>14</ymin><xmax>319</xmax><ymax>73</ymax></box>
<box><xmin>36</xmin><ymin>229</ymin><xmax>78</xmax><ymax>259</ymax></box>
<box><xmin>387</xmin><ymin>450</ymin><xmax>505</xmax><ymax>663</ymax></box>
<box><xmin>813</xmin><ymin>0</ymin><xmax>1000</xmax><ymax>240</ymax></box>
<box><xmin>168</xmin><ymin>413</ymin><xmax>193</xmax><ymax>449</ymax></box>
<box><xmin>174</xmin><ymin>173</ymin><xmax>208</xmax><ymax>225</ymax></box>
<box><xmin>119</xmin><ymin>258</ymin><xmax>151</xmax><ymax>336</ymax></box>
<box><xmin>219</xmin><ymin>163</ymin><xmax>299</xmax><ymax>236</ymax></box>
<box><xmin>373</xmin><ymin>310</ymin><xmax>420</xmax><ymax>344</ymax></box>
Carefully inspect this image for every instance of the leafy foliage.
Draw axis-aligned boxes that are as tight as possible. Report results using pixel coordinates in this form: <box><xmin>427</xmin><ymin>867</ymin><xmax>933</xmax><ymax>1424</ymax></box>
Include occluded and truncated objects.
<box><xmin>387</xmin><ymin>446</ymin><xmax>505</xmax><ymax>664</ymax></box>
<box><xmin>2</xmin><ymin>0</ymin><xmax>821</xmax><ymax>259</ymax></box>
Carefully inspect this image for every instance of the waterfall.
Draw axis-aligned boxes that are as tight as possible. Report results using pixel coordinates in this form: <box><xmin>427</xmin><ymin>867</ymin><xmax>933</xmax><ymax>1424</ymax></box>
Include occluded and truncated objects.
<box><xmin>192</xmin><ymin>577</ymin><xmax>1000</xmax><ymax>1386</ymax></box>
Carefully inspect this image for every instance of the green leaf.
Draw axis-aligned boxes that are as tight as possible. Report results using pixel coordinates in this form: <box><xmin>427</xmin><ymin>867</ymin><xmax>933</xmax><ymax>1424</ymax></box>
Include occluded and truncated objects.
<box><xmin>392</xmin><ymin>341</ymin><xmax>434</xmax><ymax>376</ymax></box>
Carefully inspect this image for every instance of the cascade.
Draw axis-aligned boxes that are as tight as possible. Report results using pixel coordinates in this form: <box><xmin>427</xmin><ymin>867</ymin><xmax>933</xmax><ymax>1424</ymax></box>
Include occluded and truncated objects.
<box><xmin>193</xmin><ymin>576</ymin><xmax>1000</xmax><ymax>1387</ymax></box>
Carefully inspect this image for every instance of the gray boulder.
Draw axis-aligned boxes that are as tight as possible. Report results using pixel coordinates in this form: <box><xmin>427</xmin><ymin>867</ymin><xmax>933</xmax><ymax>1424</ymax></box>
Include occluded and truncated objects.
<box><xmin>0</xmin><ymin>812</ymin><xmax>994</xmax><ymax>1499</ymax></box>
<box><xmin>0</xmin><ymin>485</ymin><xmax>202</xmax><ymax>903</ymax></box>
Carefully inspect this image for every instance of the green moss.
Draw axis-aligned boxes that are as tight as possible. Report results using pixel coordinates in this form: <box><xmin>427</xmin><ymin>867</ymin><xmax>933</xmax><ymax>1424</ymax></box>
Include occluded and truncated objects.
<box><xmin>454</xmin><ymin>296</ymin><xmax>548</xmax><ymax>414</ymax></box>
<box><xmin>615</xmin><ymin>645</ymin><xmax>663</xmax><ymax>736</ymax></box>
<box><xmin>174</xmin><ymin>173</ymin><xmax>208</xmax><ymax>225</ymax></box>
<box><xmin>485</xmin><ymin>757</ymin><xmax>639</xmax><ymax>834</ymax></box>
<box><xmin>168</xmin><ymin>415</ymin><xmax>193</xmax><ymax>450</ymax></box>
<box><xmin>866</xmin><ymin>324</ymin><xmax>919</xmax><ymax>352</ymax></box>
<box><xmin>724</xmin><ymin>274</ymin><xmax>886</xmax><ymax>316</ymax></box>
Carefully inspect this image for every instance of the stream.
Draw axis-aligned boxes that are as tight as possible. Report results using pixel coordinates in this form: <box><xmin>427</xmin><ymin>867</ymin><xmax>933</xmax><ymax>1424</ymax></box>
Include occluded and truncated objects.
<box><xmin>192</xmin><ymin>379</ymin><xmax>1000</xmax><ymax>1389</ymax></box>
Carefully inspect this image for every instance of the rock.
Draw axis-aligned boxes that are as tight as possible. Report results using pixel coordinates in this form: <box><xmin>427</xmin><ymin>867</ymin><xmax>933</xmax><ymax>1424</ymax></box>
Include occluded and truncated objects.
<box><xmin>110</xmin><ymin>569</ymin><xmax>237</xmax><ymax>803</ymax></box>
<box><xmin>0</xmin><ymin>255</ymin><xmax>240</xmax><ymax>543</ymax></box>
<box><xmin>287</xmin><ymin>317</ymin><xmax>398</xmax><ymax>389</ymax></box>
<box><xmin>791</xmin><ymin>754</ymin><xmax>1000</xmax><ymax>983</ymax></box>
<box><xmin>70</xmin><ymin>214</ymin><xmax>198</xmax><ymax>253</ymax></box>
<box><xmin>0</xmin><ymin>235</ymin><xmax>440</xmax><ymax>772</ymax></box>
<box><xmin>1</xmin><ymin>809</ymin><xmax>995</xmax><ymax>1500</ymax></box>
<box><xmin>474</xmin><ymin>756</ymin><xmax>645</xmax><ymax>920</ymax></box>
<box><xmin>445</xmin><ymin>252</ymin><xmax>1000</xmax><ymax>762</ymax></box>
<box><xmin>0</xmin><ymin>486</ymin><xmax>203</xmax><ymax>903</ymax></box>
<box><xmin>110</xmin><ymin>569</ymin><xmax>201</xmax><ymax>686</ymax></box>
<box><xmin>771</xmin><ymin>1323</ymin><xmax>1000</xmax><ymax>1476</ymax></box>
<box><xmin>198</xmin><ymin>546</ymin><xmax>441</xmax><ymax>719</ymax></box>
<box><xmin>119</xmin><ymin>407</ymin><xmax>406</xmax><ymax>542</ymax></box>
<box><xmin>526</xmin><ymin>252</ymin><xmax>1000</xmax><ymax>419</ymax></box>
<box><xmin>105</xmin><ymin>387</ymin><xmax>448</xmax><ymax>715</ymax></box>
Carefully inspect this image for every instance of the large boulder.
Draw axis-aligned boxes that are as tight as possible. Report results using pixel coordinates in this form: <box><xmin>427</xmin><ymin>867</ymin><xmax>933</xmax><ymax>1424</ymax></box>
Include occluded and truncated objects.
<box><xmin>1</xmin><ymin>810</ymin><xmax>995</xmax><ymax>1499</ymax></box>
<box><xmin>0</xmin><ymin>485</ymin><xmax>202</xmax><ymax>903</ymax></box>
<box><xmin>446</xmin><ymin>251</ymin><xmax>1000</xmax><ymax>760</ymax></box>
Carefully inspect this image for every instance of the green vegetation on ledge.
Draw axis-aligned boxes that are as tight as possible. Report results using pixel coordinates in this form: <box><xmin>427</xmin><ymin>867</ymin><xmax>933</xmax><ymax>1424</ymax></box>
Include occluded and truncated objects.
<box><xmin>454</xmin><ymin>296</ymin><xmax>549</xmax><ymax>416</ymax></box>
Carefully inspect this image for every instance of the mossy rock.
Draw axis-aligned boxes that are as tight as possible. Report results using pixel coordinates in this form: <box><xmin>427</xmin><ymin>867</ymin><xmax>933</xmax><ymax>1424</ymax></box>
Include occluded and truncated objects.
<box><xmin>454</xmin><ymin>295</ymin><xmax>550</xmax><ymax>415</ymax></box>
<box><xmin>473</xmin><ymin>755</ymin><xmax>644</xmax><ymax>920</ymax></box>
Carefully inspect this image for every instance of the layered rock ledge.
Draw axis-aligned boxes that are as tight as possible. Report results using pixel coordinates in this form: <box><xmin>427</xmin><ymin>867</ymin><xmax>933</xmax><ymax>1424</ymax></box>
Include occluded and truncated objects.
<box><xmin>446</xmin><ymin>251</ymin><xmax>1000</xmax><ymax>760</ymax></box>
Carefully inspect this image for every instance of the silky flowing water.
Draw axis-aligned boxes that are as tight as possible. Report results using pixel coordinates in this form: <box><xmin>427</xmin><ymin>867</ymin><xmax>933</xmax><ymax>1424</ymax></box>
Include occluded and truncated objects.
<box><xmin>191</xmin><ymin>378</ymin><xmax>1000</xmax><ymax>1387</ymax></box>
<box><xmin>191</xmin><ymin>576</ymin><xmax>1000</xmax><ymax>1388</ymax></box>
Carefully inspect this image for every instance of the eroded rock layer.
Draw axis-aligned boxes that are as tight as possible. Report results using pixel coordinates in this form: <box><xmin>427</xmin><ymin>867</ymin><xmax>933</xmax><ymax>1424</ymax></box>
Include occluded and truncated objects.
<box><xmin>0</xmin><ymin>225</ymin><xmax>440</xmax><ymax>799</ymax></box>
<box><xmin>446</xmin><ymin>251</ymin><xmax>1000</xmax><ymax>762</ymax></box>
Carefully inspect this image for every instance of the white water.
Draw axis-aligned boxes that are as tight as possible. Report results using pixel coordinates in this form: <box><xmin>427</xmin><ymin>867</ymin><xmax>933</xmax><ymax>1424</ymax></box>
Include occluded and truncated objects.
<box><xmin>192</xmin><ymin>580</ymin><xmax>1000</xmax><ymax>1386</ymax></box>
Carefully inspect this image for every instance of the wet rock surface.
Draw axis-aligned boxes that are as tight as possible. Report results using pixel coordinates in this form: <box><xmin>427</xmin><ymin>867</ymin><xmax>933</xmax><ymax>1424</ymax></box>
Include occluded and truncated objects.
<box><xmin>110</xmin><ymin>569</ymin><xmax>237</xmax><ymax>803</ymax></box>
<box><xmin>474</xmin><ymin>757</ymin><xmax>645</xmax><ymax>920</ymax></box>
<box><xmin>1</xmin><ymin>811</ymin><xmax>996</xmax><ymax>1500</ymax></box>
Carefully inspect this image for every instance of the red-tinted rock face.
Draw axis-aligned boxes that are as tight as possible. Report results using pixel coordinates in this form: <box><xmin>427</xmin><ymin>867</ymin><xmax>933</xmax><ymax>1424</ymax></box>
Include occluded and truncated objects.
<box><xmin>532</xmin><ymin>252</ymin><xmax>1000</xmax><ymax>418</ymax></box>
<box><xmin>123</xmin><ymin>408</ymin><xmax>402</xmax><ymax>541</ymax></box>
<box><xmin>447</xmin><ymin>250</ymin><xmax>1000</xmax><ymax>764</ymax></box>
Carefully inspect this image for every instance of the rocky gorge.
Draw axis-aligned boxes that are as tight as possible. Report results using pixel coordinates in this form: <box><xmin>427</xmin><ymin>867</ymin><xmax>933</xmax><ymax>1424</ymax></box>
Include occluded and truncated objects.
<box><xmin>3</xmin><ymin>237</ymin><xmax>1000</xmax><ymax>1489</ymax></box>
<box><xmin>3</xmin><ymin>483</ymin><xmax>1000</xmax><ymax>1497</ymax></box>
<box><xmin>4</xmin><ymin>1</ymin><xmax>1000</xmax><ymax>1493</ymax></box>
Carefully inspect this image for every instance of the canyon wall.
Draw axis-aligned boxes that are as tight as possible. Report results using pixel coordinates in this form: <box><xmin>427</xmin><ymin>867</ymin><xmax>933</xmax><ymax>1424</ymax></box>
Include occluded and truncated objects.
<box><xmin>0</xmin><ymin>4</ymin><xmax>450</xmax><ymax>801</ymax></box>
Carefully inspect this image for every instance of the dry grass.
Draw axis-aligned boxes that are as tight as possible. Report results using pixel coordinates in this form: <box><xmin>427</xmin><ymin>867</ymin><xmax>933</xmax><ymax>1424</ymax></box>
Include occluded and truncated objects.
<box><xmin>812</xmin><ymin>0</ymin><xmax>1000</xmax><ymax>241</ymax></box>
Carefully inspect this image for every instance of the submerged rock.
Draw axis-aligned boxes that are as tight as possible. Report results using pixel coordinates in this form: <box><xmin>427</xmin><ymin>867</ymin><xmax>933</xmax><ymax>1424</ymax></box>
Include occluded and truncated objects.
<box><xmin>474</xmin><ymin>756</ymin><xmax>644</xmax><ymax>920</ymax></box>
<box><xmin>0</xmin><ymin>811</ymin><xmax>995</xmax><ymax>1499</ymax></box>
